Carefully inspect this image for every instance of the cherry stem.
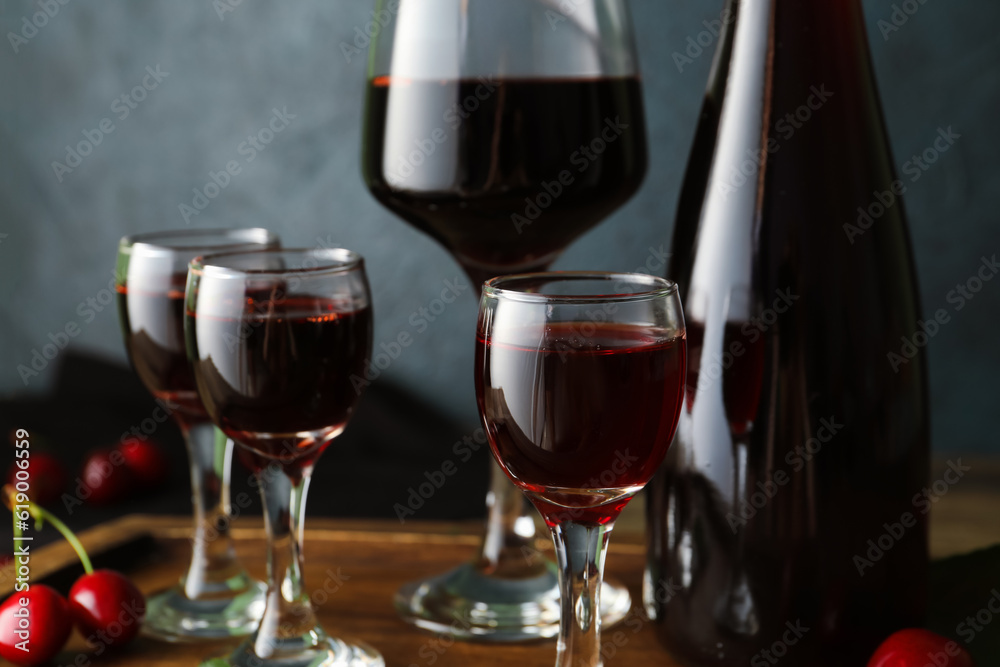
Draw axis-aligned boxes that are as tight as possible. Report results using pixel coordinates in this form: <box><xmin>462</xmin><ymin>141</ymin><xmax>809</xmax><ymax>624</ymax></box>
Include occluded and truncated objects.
<box><xmin>3</xmin><ymin>484</ymin><xmax>93</xmax><ymax>575</ymax></box>
<box><xmin>11</xmin><ymin>507</ymin><xmax>21</xmax><ymax>541</ymax></box>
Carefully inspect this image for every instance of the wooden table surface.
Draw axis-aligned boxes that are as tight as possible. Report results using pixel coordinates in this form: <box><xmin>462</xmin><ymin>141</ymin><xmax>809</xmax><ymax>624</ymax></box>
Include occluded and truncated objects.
<box><xmin>2</xmin><ymin>459</ymin><xmax>999</xmax><ymax>667</ymax></box>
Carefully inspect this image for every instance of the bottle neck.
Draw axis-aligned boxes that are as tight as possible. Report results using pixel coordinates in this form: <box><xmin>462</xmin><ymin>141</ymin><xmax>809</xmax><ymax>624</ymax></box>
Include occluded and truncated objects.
<box><xmin>673</xmin><ymin>0</ymin><xmax>887</xmax><ymax>326</ymax></box>
<box><xmin>713</xmin><ymin>0</ymin><xmax>878</xmax><ymax>164</ymax></box>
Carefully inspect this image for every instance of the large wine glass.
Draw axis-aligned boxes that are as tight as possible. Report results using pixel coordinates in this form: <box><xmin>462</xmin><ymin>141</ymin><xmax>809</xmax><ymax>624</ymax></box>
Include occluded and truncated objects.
<box><xmin>185</xmin><ymin>249</ymin><xmax>382</xmax><ymax>667</ymax></box>
<box><xmin>116</xmin><ymin>228</ymin><xmax>276</xmax><ymax>640</ymax></box>
<box><xmin>361</xmin><ymin>0</ymin><xmax>648</xmax><ymax>640</ymax></box>
<box><xmin>476</xmin><ymin>272</ymin><xmax>686</xmax><ymax>666</ymax></box>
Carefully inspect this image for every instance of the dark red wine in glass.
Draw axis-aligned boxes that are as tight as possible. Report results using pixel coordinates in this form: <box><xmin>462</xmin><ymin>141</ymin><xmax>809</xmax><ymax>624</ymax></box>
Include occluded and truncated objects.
<box><xmin>361</xmin><ymin>1</ymin><xmax>649</xmax><ymax>639</ymax></box>
<box><xmin>186</xmin><ymin>248</ymin><xmax>381</xmax><ymax>667</ymax></box>
<box><xmin>476</xmin><ymin>272</ymin><xmax>686</xmax><ymax>667</ymax></box>
<box><xmin>478</xmin><ymin>322</ymin><xmax>686</xmax><ymax>527</ymax></box>
<box><xmin>117</xmin><ymin>276</ymin><xmax>208</xmax><ymax>420</ymax></box>
<box><xmin>115</xmin><ymin>228</ymin><xmax>277</xmax><ymax>641</ymax></box>
<box><xmin>364</xmin><ymin>76</ymin><xmax>647</xmax><ymax>283</ymax></box>
<box><xmin>189</xmin><ymin>294</ymin><xmax>372</xmax><ymax>481</ymax></box>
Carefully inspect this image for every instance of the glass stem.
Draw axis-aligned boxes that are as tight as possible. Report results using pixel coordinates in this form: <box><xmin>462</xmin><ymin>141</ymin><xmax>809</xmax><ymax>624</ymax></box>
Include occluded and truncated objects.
<box><xmin>254</xmin><ymin>463</ymin><xmax>320</xmax><ymax>658</ymax></box>
<box><xmin>182</xmin><ymin>422</ymin><xmax>244</xmax><ymax>599</ymax></box>
<box><xmin>479</xmin><ymin>460</ymin><xmax>545</xmax><ymax>575</ymax></box>
<box><xmin>551</xmin><ymin>520</ymin><xmax>614</xmax><ymax>667</ymax></box>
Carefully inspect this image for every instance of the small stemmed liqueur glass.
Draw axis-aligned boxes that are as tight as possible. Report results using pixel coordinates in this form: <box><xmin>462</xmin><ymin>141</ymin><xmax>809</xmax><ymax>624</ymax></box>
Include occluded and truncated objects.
<box><xmin>185</xmin><ymin>249</ymin><xmax>381</xmax><ymax>667</ymax></box>
<box><xmin>116</xmin><ymin>229</ymin><xmax>276</xmax><ymax>640</ymax></box>
<box><xmin>362</xmin><ymin>0</ymin><xmax>648</xmax><ymax>639</ymax></box>
<box><xmin>475</xmin><ymin>273</ymin><xmax>686</xmax><ymax>666</ymax></box>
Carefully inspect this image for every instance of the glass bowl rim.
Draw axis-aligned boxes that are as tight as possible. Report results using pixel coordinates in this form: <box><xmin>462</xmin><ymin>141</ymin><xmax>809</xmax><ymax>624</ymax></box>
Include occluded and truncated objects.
<box><xmin>482</xmin><ymin>271</ymin><xmax>679</xmax><ymax>304</ymax></box>
<box><xmin>189</xmin><ymin>247</ymin><xmax>364</xmax><ymax>279</ymax></box>
<box><xmin>119</xmin><ymin>227</ymin><xmax>279</xmax><ymax>258</ymax></box>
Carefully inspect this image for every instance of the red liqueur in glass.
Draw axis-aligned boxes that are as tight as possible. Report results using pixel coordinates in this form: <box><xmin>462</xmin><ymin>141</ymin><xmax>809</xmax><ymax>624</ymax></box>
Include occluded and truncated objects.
<box><xmin>188</xmin><ymin>294</ymin><xmax>372</xmax><ymax>477</ymax></box>
<box><xmin>477</xmin><ymin>322</ymin><xmax>685</xmax><ymax>525</ymax></box>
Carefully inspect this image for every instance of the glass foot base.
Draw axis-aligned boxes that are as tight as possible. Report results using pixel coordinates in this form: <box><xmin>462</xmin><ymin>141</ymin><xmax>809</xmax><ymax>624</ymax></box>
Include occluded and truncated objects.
<box><xmin>395</xmin><ymin>560</ymin><xmax>631</xmax><ymax>642</ymax></box>
<box><xmin>202</xmin><ymin>633</ymin><xmax>384</xmax><ymax>667</ymax></box>
<box><xmin>142</xmin><ymin>578</ymin><xmax>268</xmax><ymax>642</ymax></box>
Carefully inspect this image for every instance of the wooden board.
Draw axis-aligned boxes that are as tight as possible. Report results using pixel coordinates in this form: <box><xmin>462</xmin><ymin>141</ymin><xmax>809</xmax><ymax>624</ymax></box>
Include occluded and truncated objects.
<box><xmin>2</xmin><ymin>457</ymin><xmax>998</xmax><ymax>666</ymax></box>
<box><xmin>0</xmin><ymin>516</ymin><xmax>669</xmax><ymax>667</ymax></box>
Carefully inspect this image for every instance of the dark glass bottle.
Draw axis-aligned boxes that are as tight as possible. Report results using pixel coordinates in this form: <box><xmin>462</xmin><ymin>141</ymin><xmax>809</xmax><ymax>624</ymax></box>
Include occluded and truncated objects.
<box><xmin>645</xmin><ymin>1</ymin><xmax>930</xmax><ymax>665</ymax></box>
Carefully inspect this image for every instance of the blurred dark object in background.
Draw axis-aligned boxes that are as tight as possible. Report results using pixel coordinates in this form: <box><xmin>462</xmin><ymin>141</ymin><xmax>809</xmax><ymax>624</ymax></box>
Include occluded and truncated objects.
<box><xmin>0</xmin><ymin>352</ymin><xmax>488</xmax><ymax>547</ymax></box>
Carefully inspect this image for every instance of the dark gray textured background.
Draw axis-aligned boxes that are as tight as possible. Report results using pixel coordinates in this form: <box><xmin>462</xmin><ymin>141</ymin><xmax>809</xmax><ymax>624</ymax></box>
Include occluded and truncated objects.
<box><xmin>1</xmin><ymin>1</ymin><xmax>997</xmax><ymax>453</ymax></box>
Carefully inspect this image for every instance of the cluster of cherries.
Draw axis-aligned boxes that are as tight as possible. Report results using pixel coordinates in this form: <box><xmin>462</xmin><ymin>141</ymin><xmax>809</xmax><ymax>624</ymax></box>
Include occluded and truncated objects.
<box><xmin>0</xmin><ymin>489</ymin><xmax>146</xmax><ymax>666</ymax></box>
<box><xmin>6</xmin><ymin>437</ymin><xmax>168</xmax><ymax>507</ymax></box>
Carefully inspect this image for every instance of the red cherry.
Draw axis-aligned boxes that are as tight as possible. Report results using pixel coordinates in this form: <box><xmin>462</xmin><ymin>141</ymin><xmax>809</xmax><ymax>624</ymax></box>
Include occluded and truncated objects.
<box><xmin>0</xmin><ymin>585</ymin><xmax>73</xmax><ymax>666</ymax></box>
<box><xmin>117</xmin><ymin>438</ymin><xmax>169</xmax><ymax>487</ymax></box>
<box><xmin>6</xmin><ymin>453</ymin><xmax>69</xmax><ymax>506</ymax></box>
<box><xmin>869</xmin><ymin>628</ymin><xmax>975</xmax><ymax>667</ymax></box>
<box><xmin>79</xmin><ymin>449</ymin><xmax>132</xmax><ymax>505</ymax></box>
<box><xmin>68</xmin><ymin>570</ymin><xmax>146</xmax><ymax>647</ymax></box>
